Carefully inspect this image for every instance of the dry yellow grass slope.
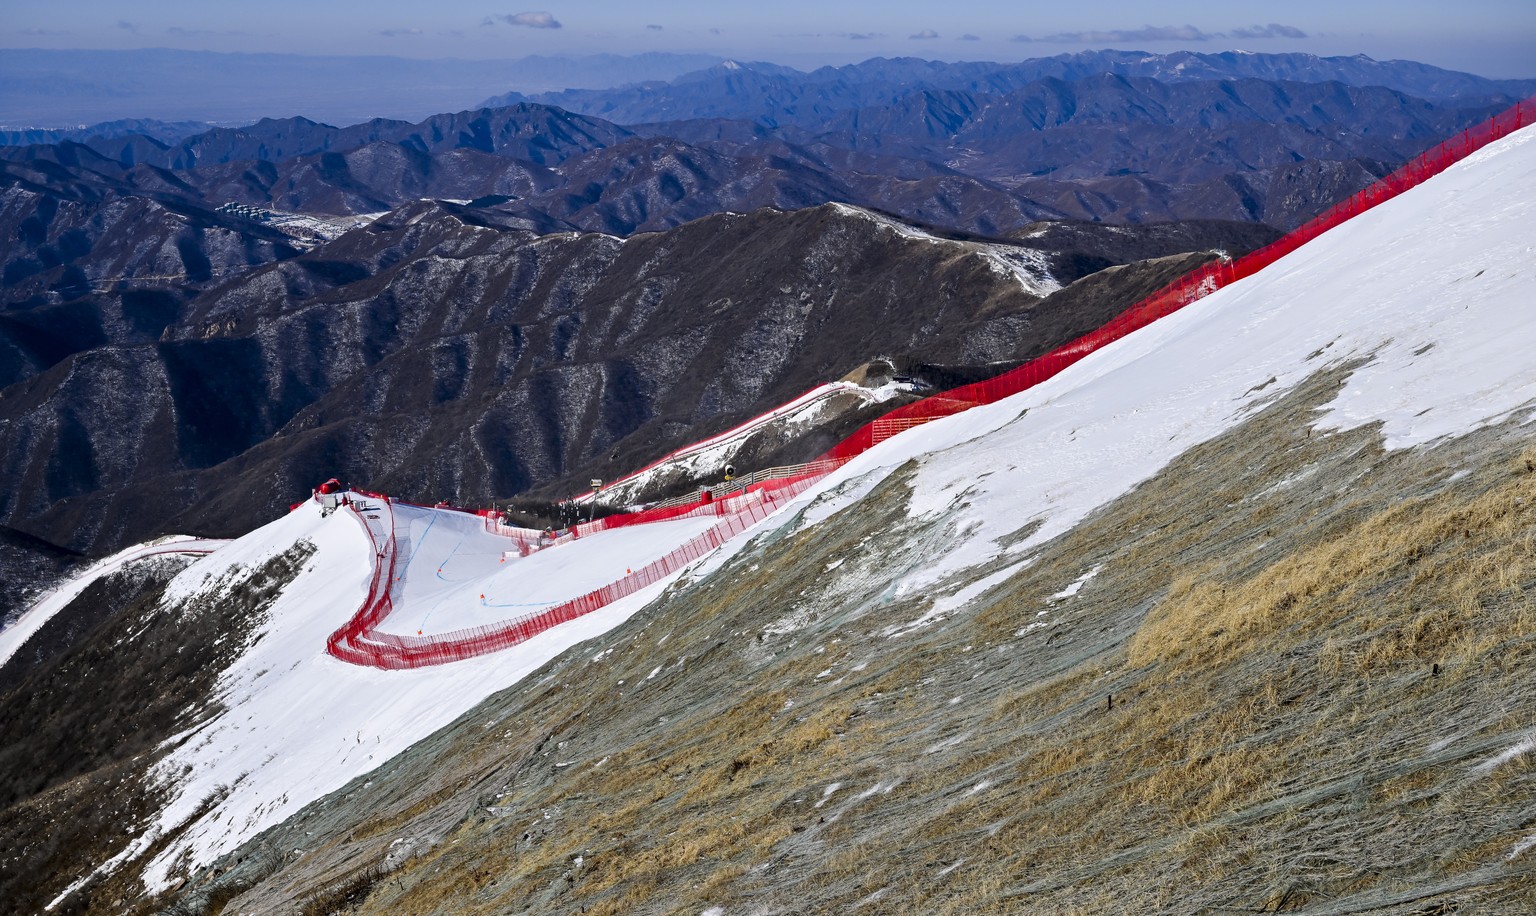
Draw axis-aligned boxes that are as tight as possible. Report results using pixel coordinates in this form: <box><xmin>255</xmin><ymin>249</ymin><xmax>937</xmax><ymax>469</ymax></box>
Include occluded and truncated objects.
<box><xmin>170</xmin><ymin>364</ymin><xmax>1536</xmax><ymax>915</ymax></box>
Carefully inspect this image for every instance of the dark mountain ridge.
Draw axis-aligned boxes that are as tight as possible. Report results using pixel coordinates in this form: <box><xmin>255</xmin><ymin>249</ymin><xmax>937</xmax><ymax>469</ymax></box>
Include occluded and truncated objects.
<box><xmin>0</xmin><ymin>118</ymin><xmax>215</xmax><ymax>149</ymax></box>
<box><xmin>0</xmin><ymin>154</ymin><xmax>304</xmax><ymax>317</ymax></box>
<box><xmin>0</xmin><ymin>198</ymin><xmax>1276</xmax><ymax>559</ymax></box>
<box><xmin>2</xmin><ymin>75</ymin><xmax>1504</xmax><ymax>239</ymax></box>
<box><xmin>25</xmin><ymin>104</ymin><xmax>635</xmax><ymax>172</ymax></box>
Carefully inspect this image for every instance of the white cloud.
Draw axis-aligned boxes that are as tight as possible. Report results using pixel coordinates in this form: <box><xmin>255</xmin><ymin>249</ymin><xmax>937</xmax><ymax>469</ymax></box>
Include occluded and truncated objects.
<box><xmin>910</xmin><ymin>28</ymin><xmax>940</xmax><ymax>40</ymax></box>
<box><xmin>489</xmin><ymin>11</ymin><xmax>562</xmax><ymax>30</ymax></box>
<box><xmin>1014</xmin><ymin>25</ymin><xmax>1214</xmax><ymax>43</ymax></box>
<box><xmin>1230</xmin><ymin>23</ymin><xmax>1308</xmax><ymax>39</ymax></box>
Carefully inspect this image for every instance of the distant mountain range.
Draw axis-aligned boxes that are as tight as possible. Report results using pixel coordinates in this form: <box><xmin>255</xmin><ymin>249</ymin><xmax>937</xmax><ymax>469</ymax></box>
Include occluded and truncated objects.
<box><xmin>2</xmin><ymin>69</ymin><xmax>1512</xmax><ymax>241</ymax></box>
<box><xmin>0</xmin><ymin>118</ymin><xmax>216</xmax><ymax>148</ymax></box>
<box><xmin>484</xmin><ymin>51</ymin><xmax>1536</xmax><ymax>123</ymax></box>
<box><xmin>2</xmin><ymin>48</ymin><xmax>1529</xmax><ymax>563</ymax></box>
<box><xmin>0</xmin><ymin>49</ymin><xmax>726</xmax><ymax>125</ymax></box>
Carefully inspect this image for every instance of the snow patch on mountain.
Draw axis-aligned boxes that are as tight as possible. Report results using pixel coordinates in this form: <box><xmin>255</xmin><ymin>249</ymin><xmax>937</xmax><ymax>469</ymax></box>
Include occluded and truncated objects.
<box><xmin>585</xmin><ymin>380</ymin><xmax>911</xmax><ymax>505</ymax></box>
<box><xmin>828</xmin><ymin>202</ymin><xmax>1060</xmax><ymax>297</ymax></box>
<box><xmin>0</xmin><ymin>536</ymin><xmax>226</xmax><ymax>669</ymax></box>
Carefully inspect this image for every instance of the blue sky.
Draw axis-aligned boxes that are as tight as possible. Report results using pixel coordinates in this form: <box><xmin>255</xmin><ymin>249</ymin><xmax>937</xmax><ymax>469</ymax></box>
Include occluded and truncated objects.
<box><xmin>6</xmin><ymin>1</ymin><xmax>1534</xmax><ymax>77</ymax></box>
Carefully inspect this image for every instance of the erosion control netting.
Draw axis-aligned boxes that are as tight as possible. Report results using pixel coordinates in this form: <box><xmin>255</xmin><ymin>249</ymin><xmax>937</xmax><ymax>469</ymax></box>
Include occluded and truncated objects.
<box><xmin>329</xmin><ymin>98</ymin><xmax>1535</xmax><ymax>669</ymax></box>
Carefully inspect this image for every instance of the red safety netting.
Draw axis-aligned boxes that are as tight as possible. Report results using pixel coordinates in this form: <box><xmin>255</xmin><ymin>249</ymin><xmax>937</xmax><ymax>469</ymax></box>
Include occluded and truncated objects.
<box><xmin>327</xmin><ymin>99</ymin><xmax>1534</xmax><ymax>669</ymax></box>
<box><xmin>326</xmin><ymin>474</ymin><xmax>824</xmax><ymax>668</ymax></box>
<box><xmin>829</xmin><ymin>98</ymin><xmax>1536</xmax><ymax>459</ymax></box>
<box><xmin>570</xmin><ymin>468</ymin><xmax>831</xmax><ymax>535</ymax></box>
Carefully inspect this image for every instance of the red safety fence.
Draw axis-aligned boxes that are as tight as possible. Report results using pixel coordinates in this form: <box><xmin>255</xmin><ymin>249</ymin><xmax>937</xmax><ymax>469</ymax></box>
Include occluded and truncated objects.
<box><xmin>326</xmin><ymin>474</ymin><xmax>824</xmax><ymax>668</ymax></box>
<box><xmin>481</xmin><ymin>518</ymin><xmax>550</xmax><ymax>557</ymax></box>
<box><xmin>570</xmin><ymin>467</ymin><xmax>833</xmax><ymax>535</ymax></box>
<box><xmin>328</xmin><ymin>98</ymin><xmax>1534</xmax><ymax>669</ymax></box>
<box><xmin>829</xmin><ymin>97</ymin><xmax>1536</xmax><ymax>459</ymax></box>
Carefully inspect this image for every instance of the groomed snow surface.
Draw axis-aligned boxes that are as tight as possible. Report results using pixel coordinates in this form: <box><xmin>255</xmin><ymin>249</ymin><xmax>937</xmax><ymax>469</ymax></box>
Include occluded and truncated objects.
<box><xmin>380</xmin><ymin>504</ymin><xmax>722</xmax><ymax>636</ymax></box>
<box><xmin>799</xmin><ymin>123</ymin><xmax>1536</xmax><ymax>621</ymax></box>
<box><xmin>580</xmin><ymin>379</ymin><xmax>911</xmax><ymax>505</ymax></box>
<box><xmin>39</xmin><ymin>124</ymin><xmax>1536</xmax><ymax>897</ymax></box>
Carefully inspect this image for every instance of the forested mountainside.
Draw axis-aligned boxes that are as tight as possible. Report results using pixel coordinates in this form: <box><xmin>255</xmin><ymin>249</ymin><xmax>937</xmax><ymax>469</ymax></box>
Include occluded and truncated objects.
<box><xmin>0</xmin><ymin>194</ymin><xmax>1275</xmax><ymax>563</ymax></box>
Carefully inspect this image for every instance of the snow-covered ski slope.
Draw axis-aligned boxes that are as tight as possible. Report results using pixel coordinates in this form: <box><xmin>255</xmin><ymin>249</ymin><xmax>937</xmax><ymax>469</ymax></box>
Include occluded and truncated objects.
<box><xmin>574</xmin><ymin>379</ymin><xmax>909</xmax><ymax>505</ymax></box>
<box><xmin>87</xmin><ymin>497</ymin><xmax>703</xmax><ymax>896</ymax></box>
<box><xmin>56</xmin><ymin>119</ymin><xmax>1536</xmax><ymax>894</ymax></box>
<box><xmin>327</xmin><ymin>473</ymin><xmax>823</xmax><ymax>668</ymax></box>
<box><xmin>791</xmin><ymin>122</ymin><xmax>1536</xmax><ymax>611</ymax></box>
<box><xmin>372</xmin><ymin>501</ymin><xmax>720</xmax><ymax>638</ymax></box>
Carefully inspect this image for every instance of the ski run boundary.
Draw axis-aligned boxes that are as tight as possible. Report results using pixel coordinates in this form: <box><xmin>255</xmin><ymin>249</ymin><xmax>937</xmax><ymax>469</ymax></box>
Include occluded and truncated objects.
<box><xmin>326</xmin><ymin>96</ymin><xmax>1536</xmax><ymax>670</ymax></box>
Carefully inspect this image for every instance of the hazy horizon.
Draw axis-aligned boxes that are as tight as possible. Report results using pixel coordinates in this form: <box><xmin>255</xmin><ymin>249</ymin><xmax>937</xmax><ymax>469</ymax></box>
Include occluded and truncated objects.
<box><xmin>3</xmin><ymin>10</ymin><xmax>1536</xmax><ymax>127</ymax></box>
<box><xmin>5</xmin><ymin>0</ymin><xmax>1534</xmax><ymax>79</ymax></box>
<box><xmin>4</xmin><ymin>43</ymin><xmax>1533</xmax><ymax>77</ymax></box>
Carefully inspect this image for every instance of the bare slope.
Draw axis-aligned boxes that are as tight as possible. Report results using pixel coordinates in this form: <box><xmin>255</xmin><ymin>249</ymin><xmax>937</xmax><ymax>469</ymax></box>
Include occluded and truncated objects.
<box><xmin>168</xmin><ymin>362</ymin><xmax>1536</xmax><ymax>916</ymax></box>
<box><xmin>132</xmin><ymin>119</ymin><xmax>1536</xmax><ymax>914</ymax></box>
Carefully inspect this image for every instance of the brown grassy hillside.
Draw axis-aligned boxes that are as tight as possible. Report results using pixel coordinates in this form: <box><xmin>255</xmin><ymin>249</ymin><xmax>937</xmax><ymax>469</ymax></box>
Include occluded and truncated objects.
<box><xmin>152</xmin><ymin>358</ymin><xmax>1536</xmax><ymax>915</ymax></box>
